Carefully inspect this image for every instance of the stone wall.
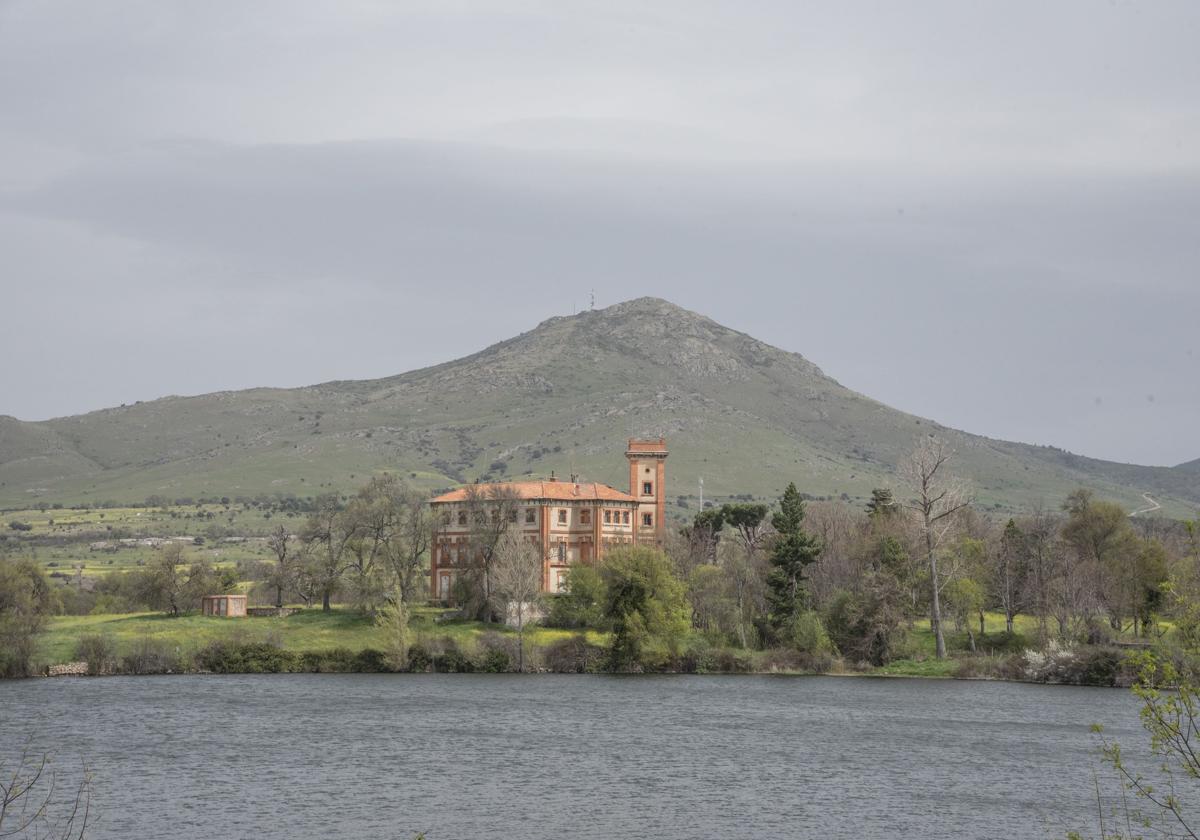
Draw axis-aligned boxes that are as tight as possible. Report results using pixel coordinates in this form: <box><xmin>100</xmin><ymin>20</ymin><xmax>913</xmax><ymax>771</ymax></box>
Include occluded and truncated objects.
<box><xmin>47</xmin><ymin>662</ymin><xmax>89</xmax><ymax>677</ymax></box>
<box><xmin>246</xmin><ymin>606</ymin><xmax>303</xmax><ymax>618</ymax></box>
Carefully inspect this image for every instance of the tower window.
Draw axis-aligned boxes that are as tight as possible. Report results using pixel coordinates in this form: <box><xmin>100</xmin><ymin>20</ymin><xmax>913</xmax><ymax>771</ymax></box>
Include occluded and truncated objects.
<box><xmin>643</xmin><ymin>481</ymin><xmax>653</xmax><ymax>495</ymax></box>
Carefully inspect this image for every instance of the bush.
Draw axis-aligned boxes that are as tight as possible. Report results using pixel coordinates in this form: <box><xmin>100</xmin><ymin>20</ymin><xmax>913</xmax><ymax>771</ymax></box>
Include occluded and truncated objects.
<box><xmin>7</xmin><ymin>521</ymin><xmax>32</xmax><ymax>532</ymax></box>
<box><xmin>75</xmin><ymin>634</ymin><xmax>118</xmax><ymax>675</ymax></box>
<box><xmin>298</xmin><ymin>647</ymin><xmax>358</xmax><ymax>673</ymax></box>
<box><xmin>197</xmin><ymin>641</ymin><xmax>299</xmax><ymax>673</ymax></box>
<box><xmin>122</xmin><ymin>637</ymin><xmax>183</xmax><ymax>674</ymax></box>
<box><xmin>756</xmin><ymin>648</ymin><xmax>809</xmax><ymax>673</ymax></box>
<box><xmin>541</xmin><ymin>634</ymin><xmax>606</xmax><ymax>673</ymax></box>
<box><xmin>475</xmin><ymin>633</ymin><xmax>515</xmax><ymax>673</ymax></box>
<box><xmin>544</xmin><ymin>565</ymin><xmax>606</xmax><ymax>629</ymax></box>
<box><xmin>418</xmin><ymin>637</ymin><xmax>475</xmax><ymax>672</ymax></box>
<box><xmin>953</xmin><ymin>655</ymin><xmax>1022</xmax><ymax>680</ymax></box>
<box><xmin>1020</xmin><ymin>643</ymin><xmax>1132</xmax><ymax>686</ymax></box>
<box><xmin>786</xmin><ymin>610</ymin><xmax>835</xmax><ymax>657</ymax></box>
<box><xmin>407</xmin><ymin>644</ymin><xmax>432</xmax><ymax>673</ymax></box>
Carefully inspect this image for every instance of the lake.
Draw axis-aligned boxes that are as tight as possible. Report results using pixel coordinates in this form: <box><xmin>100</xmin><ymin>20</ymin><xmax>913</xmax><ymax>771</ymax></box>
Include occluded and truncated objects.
<box><xmin>1</xmin><ymin>674</ymin><xmax>1144</xmax><ymax>839</ymax></box>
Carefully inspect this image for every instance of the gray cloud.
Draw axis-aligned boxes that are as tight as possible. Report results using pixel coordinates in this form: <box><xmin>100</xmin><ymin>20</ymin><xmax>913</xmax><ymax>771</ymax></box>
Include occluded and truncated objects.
<box><xmin>0</xmin><ymin>1</ymin><xmax>1198</xmax><ymax>466</ymax></box>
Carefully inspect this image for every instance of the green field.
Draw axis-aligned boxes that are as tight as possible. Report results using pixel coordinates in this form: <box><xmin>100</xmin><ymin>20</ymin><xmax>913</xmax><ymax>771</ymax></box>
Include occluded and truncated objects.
<box><xmin>4</xmin><ymin>503</ymin><xmax>291</xmax><ymax>577</ymax></box>
<box><xmin>35</xmin><ymin>605</ymin><xmax>1074</xmax><ymax>678</ymax></box>
<box><xmin>37</xmin><ymin>607</ymin><xmax>609</xmax><ymax>668</ymax></box>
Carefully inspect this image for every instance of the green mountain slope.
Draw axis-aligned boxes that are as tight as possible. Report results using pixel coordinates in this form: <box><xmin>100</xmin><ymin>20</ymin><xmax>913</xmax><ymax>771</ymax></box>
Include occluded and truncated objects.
<box><xmin>2</xmin><ymin>298</ymin><xmax>1197</xmax><ymax>517</ymax></box>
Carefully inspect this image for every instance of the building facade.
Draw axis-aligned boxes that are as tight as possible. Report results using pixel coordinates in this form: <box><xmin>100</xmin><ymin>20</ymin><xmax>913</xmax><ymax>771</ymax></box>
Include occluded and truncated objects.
<box><xmin>429</xmin><ymin>438</ymin><xmax>668</xmax><ymax>602</ymax></box>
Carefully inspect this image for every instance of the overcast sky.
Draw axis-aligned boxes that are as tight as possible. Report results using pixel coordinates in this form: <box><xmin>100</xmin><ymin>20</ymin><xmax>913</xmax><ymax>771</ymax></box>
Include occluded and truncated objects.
<box><xmin>1</xmin><ymin>1</ymin><xmax>1197</xmax><ymax>466</ymax></box>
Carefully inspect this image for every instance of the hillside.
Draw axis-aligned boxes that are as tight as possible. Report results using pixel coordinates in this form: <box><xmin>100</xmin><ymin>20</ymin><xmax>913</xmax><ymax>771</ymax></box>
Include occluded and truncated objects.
<box><xmin>1</xmin><ymin>298</ymin><xmax>1197</xmax><ymax>517</ymax></box>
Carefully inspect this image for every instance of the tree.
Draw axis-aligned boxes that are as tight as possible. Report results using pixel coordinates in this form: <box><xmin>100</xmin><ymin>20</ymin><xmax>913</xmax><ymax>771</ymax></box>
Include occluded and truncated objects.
<box><xmin>992</xmin><ymin>519</ymin><xmax>1030</xmax><ymax>635</ymax></box>
<box><xmin>901</xmin><ymin>436</ymin><xmax>972</xmax><ymax>659</ymax></box>
<box><xmin>0</xmin><ymin>747</ymin><xmax>93</xmax><ymax>839</ymax></box>
<box><xmin>374</xmin><ymin>590</ymin><xmax>411</xmax><ymax>671</ymax></box>
<box><xmin>601</xmin><ymin>546</ymin><xmax>690</xmax><ymax>669</ymax></box>
<box><xmin>490</xmin><ymin>527</ymin><xmax>545</xmax><ymax>672</ymax></box>
<box><xmin>866</xmin><ymin>488</ymin><xmax>898</xmax><ymax>520</ymax></box>
<box><xmin>265</xmin><ymin>524</ymin><xmax>294</xmax><ymax>609</ymax></box>
<box><xmin>0</xmin><ymin>557</ymin><xmax>58</xmax><ymax>677</ymax></box>
<box><xmin>546</xmin><ymin>564</ymin><xmax>605</xmax><ymax>629</ymax></box>
<box><xmin>943</xmin><ymin>576</ymin><xmax>984</xmax><ymax>652</ymax></box>
<box><xmin>1078</xmin><ymin>657</ymin><xmax>1200</xmax><ymax>839</ymax></box>
<box><xmin>381</xmin><ymin>483</ymin><xmax>432</xmax><ymax>607</ymax></box>
<box><xmin>720</xmin><ymin>503</ymin><xmax>769</xmax><ymax>555</ymax></box>
<box><xmin>459</xmin><ymin>484</ymin><xmax>523</xmax><ymax>621</ymax></box>
<box><xmin>1061</xmin><ymin>489</ymin><xmax>1139</xmax><ymax>631</ymax></box>
<box><xmin>765</xmin><ymin>483</ymin><xmax>823</xmax><ymax>634</ymax></box>
<box><xmin>300</xmin><ymin>494</ymin><xmax>358</xmax><ymax>612</ymax></box>
<box><xmin>139</xmin><ymin>543</ymin><xmax>218</xmax><ymax>616</ymax></box>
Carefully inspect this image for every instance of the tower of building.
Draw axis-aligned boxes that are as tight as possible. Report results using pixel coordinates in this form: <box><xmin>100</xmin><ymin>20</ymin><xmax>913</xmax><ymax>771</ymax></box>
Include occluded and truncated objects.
<box><xmin>625</xmin><ymin>437</ymin><xmax>668</xmax><ymax>545</ymax></box>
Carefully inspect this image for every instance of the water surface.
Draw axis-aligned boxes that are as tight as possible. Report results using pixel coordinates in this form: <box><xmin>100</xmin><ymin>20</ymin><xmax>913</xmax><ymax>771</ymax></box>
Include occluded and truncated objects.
<box><xmin>1</xmin><ymin>675</ymin><xmax>1142</xmax><ymax>839</ymax></box>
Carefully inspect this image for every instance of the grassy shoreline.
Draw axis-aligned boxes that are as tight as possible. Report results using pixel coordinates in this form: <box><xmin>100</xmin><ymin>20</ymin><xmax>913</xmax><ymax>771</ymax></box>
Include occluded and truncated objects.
<box><xmin>25</xmin><ymin>607</ymin><xmax>1130</xmax><ymax>682</ymax></box>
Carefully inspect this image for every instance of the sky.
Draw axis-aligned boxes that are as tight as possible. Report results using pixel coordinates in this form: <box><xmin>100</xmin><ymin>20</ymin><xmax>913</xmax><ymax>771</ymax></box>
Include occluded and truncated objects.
<box><xmin>1</xmin><ymin>1</ymin><xmax>1197</xmax><ymax>467</ymax></box>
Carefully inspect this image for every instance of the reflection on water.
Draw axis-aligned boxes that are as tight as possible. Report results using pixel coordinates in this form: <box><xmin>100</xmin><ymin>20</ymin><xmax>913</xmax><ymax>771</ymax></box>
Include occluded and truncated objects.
<box><xmin>1</xmin><ymin>674</ymin><xmax>1141</xmax><ymax>840</ymax></box>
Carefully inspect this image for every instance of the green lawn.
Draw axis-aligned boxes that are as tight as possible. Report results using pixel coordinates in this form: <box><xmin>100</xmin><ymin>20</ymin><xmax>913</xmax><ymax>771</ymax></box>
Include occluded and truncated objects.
<box><xmin>38</xmin><ymin>606</ymin><xmax>608</xmax><ymax>666</ymax></box>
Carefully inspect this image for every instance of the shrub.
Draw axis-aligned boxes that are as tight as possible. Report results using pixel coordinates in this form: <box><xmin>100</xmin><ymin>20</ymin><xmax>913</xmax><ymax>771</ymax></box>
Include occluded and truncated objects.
<box><xmin>786</xmin><ymin>610</ymin><xmax>835</xmax><ymax>657</ymax></box>
<box><xmin>197</xmin><ymin>641</ymin><xmax>299</xmax><ymax>673</ymax></box>
<box><xmin>540</xmin><ymin>634</ymin><xmax>606</xmax><ymax>673</ymax></box>
<box><xmin>544</xmin><ymin>565</ymin><xmax>606</xmax><ymax>629</ymax></box>
<box><xmin>75</xmin><ymin>634</ymin><xmax>118</xmax><ymax>675</ymax></box>
<box><xmin>475</xmin><ymin>633</ymin><xmax>515</xmax><ymax>673</ymax></box>
<box><xmin>7</xmin><ymin>521</ymin><xmax>32</xmax><ymax>532</ymax></box>
<box><xmin>406</xmin><ymin>644</ymin><xmax>432</xmax><ymax>673</ymax></box>
<box><xmin>299</xmin><ymin>648</ymin><xmax>358</xmax><ymax>673</ymax></box>
<box><xmin>756</xmin><ymin>647</ymin><xmax>809</xmax><ymax>673</ymax></box>
<box><xmin>1020</xmin><ymin>643</ymin><xmax>1131</xmax><ymax>686</ymax></box>
<box><xmin>122</xmin><ymin>637</ymin><xmax>182</xmax><ymax>674</ymax></box>
<box><xmin>355</xmin><ymin>648</ymin><xmax>389</xmax><ymax>673</ymax></box>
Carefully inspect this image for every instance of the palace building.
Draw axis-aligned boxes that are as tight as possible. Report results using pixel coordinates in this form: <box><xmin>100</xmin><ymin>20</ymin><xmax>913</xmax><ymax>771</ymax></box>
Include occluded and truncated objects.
<box><xmin>429</xmin><ymin>438</ymin><xmax>668</xmax><ymax>602</ymax></box>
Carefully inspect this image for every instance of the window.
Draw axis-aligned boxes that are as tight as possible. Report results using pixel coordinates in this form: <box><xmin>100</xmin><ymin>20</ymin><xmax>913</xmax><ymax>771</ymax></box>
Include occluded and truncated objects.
<box><xmin>525</xmin><ymin>508</ymin><xmax>536</xmax><ymax>524</ymax></box>
<box><xmin>558</xmin><ymin>541</ymin><xmax>566</xmax><ymax>562</ymax></box>
<box><xmin>604</xmin><ymin>510</ymin><xmax>612</xmax><ymax>524</ymax></box>
<box><xmin>642</xmin><ymin>481</ymin><xmax>653</xmax><ymax>495</ymax></box>
<box><xmin>642</xmin><ymin>513</ymin><xmax>653</xmax><ymax>527</ymax></box>
<box><xmin>622</xmin><ymin>511</ymin><xmax>630</xmax><ymax>524</ymax></box>
<box><xmin>457</xmin><ymin>511</ymin><xmax>466</xmax><ymax>526</ymax></box>
<box><xmin>508</xmin><ymin>509</ymin><xmax>518</xmax><ymax>523</ymax></box>
<box><xmin>580</xmin><ymin>509</ymin><xmax>591</xmax><ymax>525</ymax></box>
<box><xmin>558</xmin><ymin>509</ymin><xmax>567</xmax><ymax>524</ymax></box>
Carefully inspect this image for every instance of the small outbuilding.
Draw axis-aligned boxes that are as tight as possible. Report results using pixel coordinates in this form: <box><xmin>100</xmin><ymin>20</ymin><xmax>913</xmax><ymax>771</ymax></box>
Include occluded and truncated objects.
<box><xmin>201</xmin><ymin>594</ymin><xmax>247</xmax><ymax>617</ymax></box>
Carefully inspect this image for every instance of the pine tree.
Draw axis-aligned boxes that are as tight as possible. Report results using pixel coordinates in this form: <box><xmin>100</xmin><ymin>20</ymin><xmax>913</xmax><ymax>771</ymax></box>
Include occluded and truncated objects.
<box><xmin>766</xmin><ymin>483</ymin><xmax>823</xmax><ymax>630</ymax></box>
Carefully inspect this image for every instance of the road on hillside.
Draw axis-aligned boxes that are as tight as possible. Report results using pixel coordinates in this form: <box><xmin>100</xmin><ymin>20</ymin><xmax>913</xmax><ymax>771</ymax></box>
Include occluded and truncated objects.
<box><xmin>1130</xmin><ymin>493</ymin><xmax>1161</xmax><ymax>517</ymax></box>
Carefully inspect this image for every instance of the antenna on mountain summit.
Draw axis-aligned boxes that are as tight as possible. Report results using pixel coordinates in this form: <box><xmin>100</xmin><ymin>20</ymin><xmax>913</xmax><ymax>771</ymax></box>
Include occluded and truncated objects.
<box><xmin>590</xmin><ymin>289</ymin><xmax>595</xmax><ymax>310</ymax></box>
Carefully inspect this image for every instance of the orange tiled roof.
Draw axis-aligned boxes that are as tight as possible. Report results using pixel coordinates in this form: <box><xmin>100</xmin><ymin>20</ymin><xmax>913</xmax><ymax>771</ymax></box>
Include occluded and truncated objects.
<box><xmin>431</xmin><ymin>480</ymin><xmax>637</xmax><ymax>504</ymax></box>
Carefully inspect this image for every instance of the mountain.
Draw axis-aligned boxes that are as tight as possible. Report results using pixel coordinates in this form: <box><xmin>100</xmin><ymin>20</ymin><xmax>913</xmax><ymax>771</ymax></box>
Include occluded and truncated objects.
<box><xmin>1</xmin><ymin>298</ymin><xmax>1197</xmax><ymax>517</ymax></box>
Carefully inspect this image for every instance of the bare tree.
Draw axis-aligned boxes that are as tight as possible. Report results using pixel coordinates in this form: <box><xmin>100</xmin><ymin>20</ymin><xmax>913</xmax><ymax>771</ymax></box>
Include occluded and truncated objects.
<box><xmin>490</xmin><ymin>527</ymin><xmax>544</xmax><ymax>672</ymax></box>
<box><xmin>0</xmin><ymin>747</ymin><xmax>92</xmax><ymax>839</ymax></box>
<box><xmin>381</xmin><ymin>484</ymin><xmax>432</xmax><ymax>607</ymax></box>
<box><xmin>300</xmin><ymin>494</ymin><xmax>359</xmax><ymax>612</ymax></box>
<box><xmin>265</xmin><ymin>524</ymin><xmax>294</xmax><ymax>609</ymax></box>
<box><xmin>901</xmin><ymin>436</ymin><xmax>972</xmax><ymax>659</ymax></box>
<box><xmin>462</xmin><ymin>484</ymin><xmax>523</xmax><ymax>621</ymax></box>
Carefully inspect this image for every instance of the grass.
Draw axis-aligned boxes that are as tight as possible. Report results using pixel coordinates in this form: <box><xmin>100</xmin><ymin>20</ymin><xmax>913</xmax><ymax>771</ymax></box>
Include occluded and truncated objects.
<box><xmin>37</xmin><ymin>606</ymin><xmax>609</xmax><ymax>667</ymax></box>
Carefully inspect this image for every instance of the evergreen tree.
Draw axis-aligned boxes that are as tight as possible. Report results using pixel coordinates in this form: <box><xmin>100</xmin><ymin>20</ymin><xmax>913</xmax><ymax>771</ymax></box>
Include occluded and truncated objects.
<box><xmin>766</xmin><ymin>483</ymin><xmax>823</xmax><ymax>630</ymax></box>
<box><xmin>866</xmin><ymin>488</ymin><xmax>897</xmax><ymax>519</ymax></box>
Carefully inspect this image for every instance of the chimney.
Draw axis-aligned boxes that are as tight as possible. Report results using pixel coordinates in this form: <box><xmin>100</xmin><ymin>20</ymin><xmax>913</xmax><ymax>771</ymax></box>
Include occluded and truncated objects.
<box><xmin>549</xmin><ymin>470</ymin><xmax>557</xmax><ymax>482</ymax></box>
